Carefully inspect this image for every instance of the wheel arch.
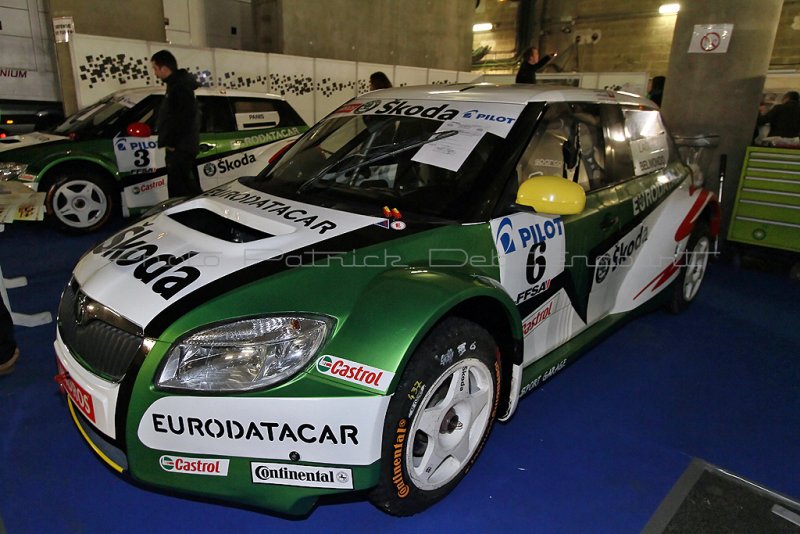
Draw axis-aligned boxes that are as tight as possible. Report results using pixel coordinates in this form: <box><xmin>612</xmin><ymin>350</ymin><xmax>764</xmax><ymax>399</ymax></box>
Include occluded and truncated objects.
<box><xmin>334</xmin><ymin>268</ymin><xmax>522</xmax><ymax>414</ymax></box>
<box><xmin>39</xmin><ymin>157</ymin><xmax>119</xmax><ymax>194</ymax></box>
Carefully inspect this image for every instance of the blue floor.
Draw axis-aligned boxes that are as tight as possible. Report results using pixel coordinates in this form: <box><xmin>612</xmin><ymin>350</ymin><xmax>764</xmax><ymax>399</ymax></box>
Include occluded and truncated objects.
<box><xmin>1</xmin><ymin>219</ymin><xmax>799</xmax><ymax>533</ymax></box>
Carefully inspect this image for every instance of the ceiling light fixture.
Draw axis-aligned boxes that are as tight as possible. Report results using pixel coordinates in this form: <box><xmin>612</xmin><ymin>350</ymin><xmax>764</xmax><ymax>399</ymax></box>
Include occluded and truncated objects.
<box><xmin>473</xmin><ymin>22</ymin><xmax>493</xmax><ymax>32</ymax></box>
<box><xmin>659</xmin><ymin>3</ymin><xmax>680</xmax><ymax>15</ymax></box>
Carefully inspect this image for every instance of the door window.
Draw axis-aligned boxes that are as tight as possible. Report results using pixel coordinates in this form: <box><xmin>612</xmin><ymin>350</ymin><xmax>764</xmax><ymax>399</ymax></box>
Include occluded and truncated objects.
<box><xmin>198</xmin><ymin>96</ymin><xmax>236</xmax><ymax>133</ymax></box>
<box><xmin>231</xmin><ymin>98</ymin><xmax>306</xmax><ymax>130</ymax></box>
<box><xmin>516</xmin><ymin>103</ymin><xmax>607</xmax><ymax>192</ymax></box>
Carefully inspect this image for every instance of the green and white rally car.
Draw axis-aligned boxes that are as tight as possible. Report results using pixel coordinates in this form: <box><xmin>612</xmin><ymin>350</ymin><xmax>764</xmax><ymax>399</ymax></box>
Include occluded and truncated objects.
<box><xmin>54</xmin><ymin>84</ymin><xmax>720</xmax><ymax>516</ymax></box>
<box><xmin>0</xmin><ymin>87</ymin><xmax>307</xmax><ymax>232</ymax></box>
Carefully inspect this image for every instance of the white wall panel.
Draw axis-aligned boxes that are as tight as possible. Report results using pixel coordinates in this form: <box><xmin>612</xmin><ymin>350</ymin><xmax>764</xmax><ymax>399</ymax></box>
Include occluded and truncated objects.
<box><xmin>394</xmin><ymin>66</ymin><xmax>427</xmax><ymax>88</ymax></box>
<box><xmin>267</xmin><ymin>53</ymin><xmax>314</xmax><ymax>125</ymax></box>
<box><xmin>0</xmin><ymin>6</ymin><xmax>33</xmax><ymax>38</ymax></box>
<box><xmin>161</xmin><ymin>44</ymin><xmax>214</xmax><ymax>87</ymax></box>
<box><xmin>71</xmin><ymin>35</ymin><xmax>153</xmax><ymax>107</ymax></box>
<box><xmin>314</xmin><ymin>58</ymin><xmax>356</xmax><ymax>121</ymax></box>
<box><xmin>427</xmin><ymin>69</ymin><xmax>458</xmax><ymax>85</ymax></box>
<box><xmin>213</xmin><ymin>48</ymin><xmax>268</xmax><ymax>91</ymax></box>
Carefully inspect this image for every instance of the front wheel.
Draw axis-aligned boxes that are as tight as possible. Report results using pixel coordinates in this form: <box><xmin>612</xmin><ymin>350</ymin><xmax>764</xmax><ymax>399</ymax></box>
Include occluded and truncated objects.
<box><xmin>46</xmin><ymin>171</ymin><xmax>115</xmax><ymax>233</ymax></box>
<box><xmin>669</xmin><ymin>221</ymin><xmax>711</xmax><ymax>313</ymax></box>
<box><xmin>370</xmin><ymin>317</ymin><xmax>501</xmax><ymax>516</ymax></box>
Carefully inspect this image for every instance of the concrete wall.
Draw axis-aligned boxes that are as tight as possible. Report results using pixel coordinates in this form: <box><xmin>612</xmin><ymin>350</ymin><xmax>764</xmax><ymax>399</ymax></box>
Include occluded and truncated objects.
<box><xmin>254</xmin><ymin>0</ymin><xmax>474</xmax><ymax>71</ymax></box>
<box><xmin>473</xmin><ymin>0</ymin><xmax>800</xmax><ymax>77</ymax></box>
<box><xmin>50</xmin><ymin>0</ymin><xmax>166</xmax><ymax>114</ymax></box>
<box><xmin>0</xmin><ymin>0</ymin><xmax>59</xmax><ymax>101</ymax></box>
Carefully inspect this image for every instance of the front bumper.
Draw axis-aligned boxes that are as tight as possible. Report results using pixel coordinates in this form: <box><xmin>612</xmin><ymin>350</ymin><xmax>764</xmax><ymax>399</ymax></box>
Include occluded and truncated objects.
<box><xmin>55</xmin><ymin>333</ymin><xmax>391</xmax><ymax>516</ymax></box>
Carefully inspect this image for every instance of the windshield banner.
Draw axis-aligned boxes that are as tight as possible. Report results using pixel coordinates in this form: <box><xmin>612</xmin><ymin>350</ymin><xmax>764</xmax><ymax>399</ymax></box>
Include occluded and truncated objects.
<box><xmin>332</xmin><ymin>98</ymin><xmax>524</xmax><ymax>139</ymax></box>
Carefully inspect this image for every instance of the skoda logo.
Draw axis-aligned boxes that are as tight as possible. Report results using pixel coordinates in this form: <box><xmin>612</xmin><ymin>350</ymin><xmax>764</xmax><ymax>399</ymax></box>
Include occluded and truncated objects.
<box><xmin>354</xmin><ymin>100</ymin><xmax>381</xmax><ymax>114</ymax></box>
<box><xmin>595</xmin><ymin>255</ymin><xmax>611</xmax><ymax>284</ymax></box>
<box><xmin>75</xmin><ymin>293</ymin><xmax>89</xmax><ymax>325</ymax></box>
<box><xmin>495</xmin><ymin>217</ymin><xmax>516</xmax><ymax>254</ymax></box>
<box><xmin>203</xmin><ymin>163</ymin><xmax>217</xmax><ymax>177</ymax></box>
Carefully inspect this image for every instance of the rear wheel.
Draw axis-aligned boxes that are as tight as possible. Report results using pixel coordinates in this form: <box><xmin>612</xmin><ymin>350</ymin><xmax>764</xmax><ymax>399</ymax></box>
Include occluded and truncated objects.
<box><xmin>370</xmin><ymin>317</ymin><xmax>501</xmax><ymax>516</ymax></box>
<box><xmin>669</xmin><ymin>221</ymin><xmax>711</xmax><ymax>313</ymax></box>
<box><xmin>46</xmin><ymin>170</ymin><xmax>115</xmax><ymax>233</ymax></box>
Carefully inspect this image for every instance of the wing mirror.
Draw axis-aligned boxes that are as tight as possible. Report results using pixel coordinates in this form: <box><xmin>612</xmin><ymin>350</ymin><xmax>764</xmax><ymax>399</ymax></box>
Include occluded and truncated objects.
<box><xmin>516</xmin><ymin>175</ymin><xmax>586</xmax><ymax>215</ymax></box>
<box><xmin>126</xmin><ymin>122</ymin><xmax>152</xmax><ymax>137</ymax></box>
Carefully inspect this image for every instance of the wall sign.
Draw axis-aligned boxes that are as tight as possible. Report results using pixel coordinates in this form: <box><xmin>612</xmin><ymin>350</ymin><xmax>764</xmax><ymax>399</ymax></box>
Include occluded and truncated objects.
<box><xmin>52</xmin><ymin>16</ymin><xmax>75</xmax><ymax>43</ymax></box>
<box><xmin>688</xmin><ymin>24</ymin><xmax>734</xmax><ymax>54</ymax></box>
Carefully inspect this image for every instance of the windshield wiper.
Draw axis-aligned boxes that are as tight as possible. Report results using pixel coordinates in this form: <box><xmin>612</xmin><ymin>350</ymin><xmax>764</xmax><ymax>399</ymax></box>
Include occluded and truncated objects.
<box><xmin>297</xmin><ymin>129</ymin><xmax>458</xmax><ymax>193</ymax></box>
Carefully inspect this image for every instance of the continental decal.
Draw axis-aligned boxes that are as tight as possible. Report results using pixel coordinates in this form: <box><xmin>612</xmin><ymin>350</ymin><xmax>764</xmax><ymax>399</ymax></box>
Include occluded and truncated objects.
<box><xmin>392</xmin><ymin>419</ymin><xmax>409</xmax><ymax>498</ymax></box>
<box><xmin>91</xmin><ymin>221</ymin><xmax>200</xmax><ymax>299</ymax></box>
<box><xmin>203</xmin><ymin>186</ymin><xmax>337</xmax><ymax>234</ymax></box>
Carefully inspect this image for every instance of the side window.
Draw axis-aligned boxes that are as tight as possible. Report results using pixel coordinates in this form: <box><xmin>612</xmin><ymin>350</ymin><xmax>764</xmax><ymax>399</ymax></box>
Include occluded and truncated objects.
<box><xmin>621</xmin><ymin>108</ymin><xmax>670</xmax><ymax>176</ymax></box>
<box><xmin>233</xmin><ymin>98</ymin><xmax>280</xmax><ymax>130</ymax></box>
<box><xmin>601</xmin><ymin>104</ymin><xmax>634</xmax><ymax>180</ymax></box>
<box><xmin>197</xmin><ymin>96</ymin><xmax>236</xmax><ymax>133</ymax></box>
<box><xmin>516</xmin><ymin>102</ymin><xmax>607</xmax><ymax>192</ymax></box>
<box><xmin>231</xmin><ymin>98</ymin><xmax>306</xmax><ymax>130</ymax></box>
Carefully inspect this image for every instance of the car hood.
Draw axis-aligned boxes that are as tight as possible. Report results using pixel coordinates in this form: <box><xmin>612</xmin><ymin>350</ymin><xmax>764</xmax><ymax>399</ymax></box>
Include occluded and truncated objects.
<box><xmin>73</xmin><ymin>181</ymin><xmax>383</xmax><ymax>331</ymax></box>
<box><xmin>0</xmin><ymin>131</ymin><xmax>68</xmax><ymax>153</ymax></box>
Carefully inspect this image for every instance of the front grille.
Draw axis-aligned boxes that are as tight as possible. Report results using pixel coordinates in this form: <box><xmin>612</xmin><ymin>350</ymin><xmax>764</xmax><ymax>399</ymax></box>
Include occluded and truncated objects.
<box><xmin>58</xmin><ymin>280</ymin><xmax>144</xmax><ymax>382</ymax></box>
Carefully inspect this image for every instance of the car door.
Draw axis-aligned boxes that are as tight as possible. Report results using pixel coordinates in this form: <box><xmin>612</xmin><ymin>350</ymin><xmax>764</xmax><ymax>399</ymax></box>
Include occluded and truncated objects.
<box><xmin>491</xmin><ymin>102</ymin><xmax>628</xmax><ymax>366</ymax></box>
<box><xmin>603</xmin><ymin>105</ymin><xmax>689</xmax><ymax>312</ymax></box>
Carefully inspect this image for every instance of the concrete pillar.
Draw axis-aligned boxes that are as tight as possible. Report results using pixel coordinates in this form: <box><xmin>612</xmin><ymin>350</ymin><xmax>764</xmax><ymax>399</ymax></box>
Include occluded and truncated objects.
<box><xmin>660</xmin><ymin>0</ymin><xmax>783</xmax><ymax>240</ymax></box>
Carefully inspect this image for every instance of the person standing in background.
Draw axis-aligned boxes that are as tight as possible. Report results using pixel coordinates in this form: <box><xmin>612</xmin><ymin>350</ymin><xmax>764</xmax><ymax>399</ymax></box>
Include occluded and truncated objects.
<box><xmin>647</xmin><ymin>76</ymin><xmax>666</xmax><ymax>107</ymax></box>
<box><xmin>757</xmin><ymin>91</ymin><xmax>800</xmax><ymax>138</ymax></box>
<box><xmin>369</xmin><ymin>71</ymin><xmax>393</xmax><ymax>91</ymax></box>
<box><xmin>151</xmin><ymin>50</ymin><xmax>201</xmax><ymax>198</ymax></box>
<box><xmin>515</xmin><ymin>47</ymin><xmax>556</xmax><ymax>84</ymax></box>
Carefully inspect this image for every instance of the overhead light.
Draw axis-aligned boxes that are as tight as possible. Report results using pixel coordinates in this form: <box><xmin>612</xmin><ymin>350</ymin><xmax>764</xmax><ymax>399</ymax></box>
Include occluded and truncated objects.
<box><xmin>659</xmin><ymin>3</ymin><xmax>680</xmax><ymax>14</ymax></box>
<box><xmin>473</xmin><ymin>22</ymin><xmax>493</xmax><ymax>32</ymax></box>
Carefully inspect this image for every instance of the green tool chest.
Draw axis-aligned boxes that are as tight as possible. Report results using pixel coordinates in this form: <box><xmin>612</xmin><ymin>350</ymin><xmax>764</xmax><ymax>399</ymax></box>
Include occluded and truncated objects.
<box><xmin>728</xmin><ymin>146</ymin><xmax>800</xmax><ymax>254</ymax></box>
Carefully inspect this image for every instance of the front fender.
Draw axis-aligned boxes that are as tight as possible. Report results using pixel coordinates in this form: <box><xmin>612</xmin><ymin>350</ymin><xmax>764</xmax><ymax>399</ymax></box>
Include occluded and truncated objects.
<box><xmin>320</xmin><ymin>267</ymin><xmax>522</xmax><ymax>394</ymax></box>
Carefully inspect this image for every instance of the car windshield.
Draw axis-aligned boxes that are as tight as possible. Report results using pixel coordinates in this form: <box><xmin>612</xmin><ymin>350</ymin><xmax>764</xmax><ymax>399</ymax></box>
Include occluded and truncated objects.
<box><xmin>242</xmin><ymin>112</ymin><xmax>505</xmax><ymax>220</ymax></box>
<box><xmin>53</xmin><ymin>95</ymin><xmax>138</xmax><ymax>137</ymax></box>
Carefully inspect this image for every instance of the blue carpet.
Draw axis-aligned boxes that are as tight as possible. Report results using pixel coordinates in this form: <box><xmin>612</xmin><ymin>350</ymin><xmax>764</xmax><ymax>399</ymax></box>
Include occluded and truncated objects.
<box><xmin>1</xmin><ymin>219</ymin><xmax>798</xmax><ymax>533</ymax></box>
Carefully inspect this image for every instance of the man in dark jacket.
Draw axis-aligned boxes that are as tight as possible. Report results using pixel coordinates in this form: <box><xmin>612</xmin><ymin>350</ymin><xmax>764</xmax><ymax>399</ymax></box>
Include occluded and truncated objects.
<box><xmin>757</xmin><ymin>91</ymin><xmax>800</xmax><ymax>138</ymax></box>
<box><xmin>515</xmin><ymin>47</ymin><xmax>556</xmax><ymax>84</ymax></box>
<box><xmin>151</xmin><ymin>50</ymin><xmax>201</xmax><ymax>197</ymax></box>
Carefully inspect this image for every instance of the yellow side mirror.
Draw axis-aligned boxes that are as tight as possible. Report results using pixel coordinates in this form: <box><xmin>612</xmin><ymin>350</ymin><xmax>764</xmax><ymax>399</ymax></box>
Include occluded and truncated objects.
<box><xmin>516</xmin><ymin>176</ymin><xmax>586</xmax><ymax>215</ymax></box>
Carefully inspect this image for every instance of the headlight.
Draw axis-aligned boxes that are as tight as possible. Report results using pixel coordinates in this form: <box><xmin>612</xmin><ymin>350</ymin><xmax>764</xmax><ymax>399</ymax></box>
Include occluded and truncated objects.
<box><xmin>157</xmin><ymin>315</ymin><xmax>334</xmax><ymax>392</ymax></box>
<box><xmin>0</xmin><ymin>162</ymin><xmax>28</xmax><ymax>181</ymax></box>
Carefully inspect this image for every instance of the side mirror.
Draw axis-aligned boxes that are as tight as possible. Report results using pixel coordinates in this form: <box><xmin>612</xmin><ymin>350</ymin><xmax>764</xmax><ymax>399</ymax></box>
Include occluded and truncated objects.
<box><xmin>516</xmin><ymin>175</ymin><xmax>586</xmax><ymax>215</ymax></box>
<box><xmin>126</xmin><ymin>122</ymin><xmax>152</xmax><ymax>137</ymax></box>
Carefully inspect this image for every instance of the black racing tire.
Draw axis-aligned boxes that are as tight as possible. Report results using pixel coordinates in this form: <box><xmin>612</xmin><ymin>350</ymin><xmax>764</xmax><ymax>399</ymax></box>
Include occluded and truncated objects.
<box><xmin>369</xmin><ymin>317</ymin><xmax>501</xmax><ymax>516</ymax></box>
<box><xmin>669</xmin><ymin>221</ymin><xmax>711</xmax><ymax>313</ymax></box>
<box><xmin>45</xmin><ymin>170</ymin><xmax>116</xmax><ymax>233</ymax></box>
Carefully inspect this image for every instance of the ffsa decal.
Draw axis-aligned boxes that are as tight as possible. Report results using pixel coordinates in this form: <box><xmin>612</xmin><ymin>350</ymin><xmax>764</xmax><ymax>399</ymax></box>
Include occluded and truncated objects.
<box><xmin>92</xmin><ymin>221</ymin><xmax>200</xmax><ymax>299</ymax></box>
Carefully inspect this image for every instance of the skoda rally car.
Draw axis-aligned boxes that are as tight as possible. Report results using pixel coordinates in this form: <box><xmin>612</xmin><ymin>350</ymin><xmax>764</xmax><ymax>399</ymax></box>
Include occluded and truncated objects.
<box><xmin>54</xmin><ymin>84</ymin><xmax>719</xmax><ymax>516</ymax></box>
<box><xmin>0</xmin><ymin>87</ymin><xmax>306</xmax><ymax>232</ymax></box>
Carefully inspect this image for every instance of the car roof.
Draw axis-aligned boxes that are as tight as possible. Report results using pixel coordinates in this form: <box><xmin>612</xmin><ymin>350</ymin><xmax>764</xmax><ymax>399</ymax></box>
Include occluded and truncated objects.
<box><xmin>362</xmin><ymin>83</ymin><xmax>655</xmax><ymax>107</ymax></box>
<box><xmin>108</xmin><ymin>86</ymin><xmax>288</xmax><ymax>101</ymax></box>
